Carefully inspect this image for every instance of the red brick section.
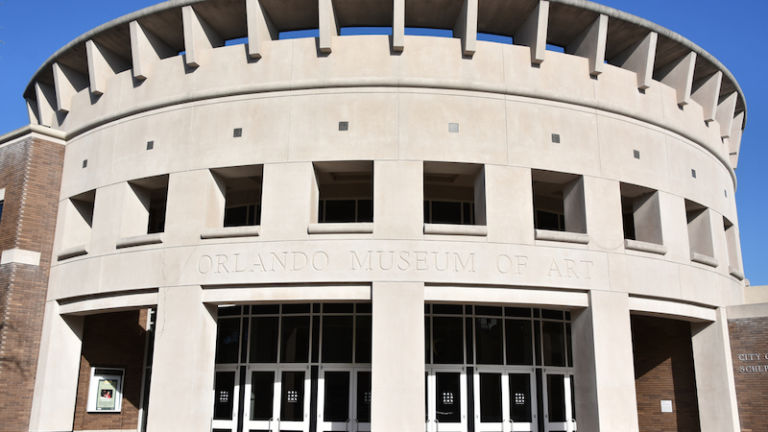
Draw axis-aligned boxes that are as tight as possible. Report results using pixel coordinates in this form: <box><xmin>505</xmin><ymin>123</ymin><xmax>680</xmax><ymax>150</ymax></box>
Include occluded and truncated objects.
<box><xmin>728</xmin><ymin>317</ymin><xmax>768</xmax><ymax>432</ymax></box>
<box><xmin>73</xmin><ymin>309</ymin><xmax>148</xmax><ymax>431</ymax></box>
<box><xmin>631</xmin><ymin>315</ymin><xmax>701</xmax><ymax>432</ymax></box>
<box><xmin>0</xmin><ymin>136</ymin><xmax>64</xmax><ymax>432</ymax></box>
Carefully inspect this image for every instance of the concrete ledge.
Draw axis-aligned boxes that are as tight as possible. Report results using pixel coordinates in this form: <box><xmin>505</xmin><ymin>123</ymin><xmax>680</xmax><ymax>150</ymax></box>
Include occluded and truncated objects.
<box><xmin>201</xmin><ymin>225</ymin><xmax>261</xmax><ymax>239</ymax></box>
<box><xmin>308</xmin><ymin>223</ymin><xmax>374</xmax><ymax>234</ymax></box>
<box><xmin>729</xmin><ymin>266</ymin><xmax>744</xmax><ymax>281</ymax></box>
<box><xmin>57</xmin><ymin>245</ymin><xmax>88</xmax><ymax>261</ymax></box>
<box><xmin>116</xmin><ymin>233</ymin><xmax>164</xmax><ymax>249</ymax></box>
<box><xmin>727</xmin><ymin>303</ymin><xmax>768</xmax><ymax>320</ymax></box>
<box><xmin>424</xmin><ymin>224</ymin><xmax>488</xmax><ymax>236</ymax></box>
<box><xmin>58</xmin><ymin>290</ymin><xmax>158</xmax><ymax>315</ymax></box>
<box><xmin>624</xmin><ymin>239</ymin><xmax>667</xmax><ymax>255</ymax></box>
<box><xmin>424</xmin><ymin>285</ymin><xmax>589</xmax><ymax>308</ymax></box>
<box><xmin>535</xmin><ymin>229</ymin><xmax>590</xmax><ymax>244</ymax></box>
<box><xmin>628</xmin><ymin>295</ymin><xmax>717</xmax><ymax>322</ymax></box>
<box><xmin>0</xmin><ymin>248</ymin><xmax>41</xmax><ymax>266</ymax></box>
<box><xmin>202</xmin><ymin>284</ymin><xmax>371</xmax><ymax>303</ymax></box>
<box><xmin>690</xmin><ymin>251</ymin><xmax>718</xmax><ymax>268</ymax></box>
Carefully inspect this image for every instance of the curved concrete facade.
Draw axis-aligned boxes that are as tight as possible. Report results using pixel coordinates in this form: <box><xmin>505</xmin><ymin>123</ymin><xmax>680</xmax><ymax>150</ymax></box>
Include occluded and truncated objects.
<box><xmin>16</xmin><ymin>1</ymin><xmax>751</xmax><ymax>432</ymax></box>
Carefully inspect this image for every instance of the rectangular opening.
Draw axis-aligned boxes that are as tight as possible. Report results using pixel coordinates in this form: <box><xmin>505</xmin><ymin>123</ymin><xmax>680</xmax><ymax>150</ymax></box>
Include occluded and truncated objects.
<box><xmin>212</xmin><ymin>165</ymin><xmax>263</xmax><ymax>228</ymax></box>
<box><xmin>127</xmin><ymin>175</ymin><xmax>169</xmax><ymax>235</ymax></box>
<box><xmin>620</xmin><ymin>183</ymin><xmax>662</xmax><ymax>245</ymax></box>
<box><xmin>685</xmin><ymin>199</ymin><xmax>714</xmax><ymax>260</ymax></box>
<box><xmin>532</xmin><ymin>170</ymin><xmax>585</xmax><ymax>234</ymax></box>
<box><xmin>724</xmin><ymin>217</ymin><xmax>740</xmax><ymax>272</ymax></box>
<box><xmin>424</xmin><ymin>161</ymin><xmax>486</xmax><ymax>226</ymax></box>
<box><xmin>314</xmin><ymin>161</ymin><xmax>373</xmax><ymax>223</ymax></box>
<box><xmin>61</xmin><ymin>189</ymin><xmax>96</xmax><ymax>255</ymax></box>
<box><xmin>0</xmin><ymin>188</ymin><xmax>5</xmax><ymax>223</ymax></box>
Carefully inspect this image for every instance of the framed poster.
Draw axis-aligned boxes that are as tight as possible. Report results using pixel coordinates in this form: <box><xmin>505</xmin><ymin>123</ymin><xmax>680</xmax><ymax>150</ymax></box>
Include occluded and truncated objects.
<box><xmin>87</xmin><ymin>368</ymin><xmax>124</xmax><ymax>413</ymax></box>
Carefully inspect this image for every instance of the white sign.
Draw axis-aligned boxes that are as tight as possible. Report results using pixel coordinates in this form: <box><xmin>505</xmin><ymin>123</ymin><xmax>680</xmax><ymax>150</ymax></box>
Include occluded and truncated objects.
<box><xmin>660</xmin><ymin>400</ymin><xmax>673</xmax><ymax>413</ymax></box>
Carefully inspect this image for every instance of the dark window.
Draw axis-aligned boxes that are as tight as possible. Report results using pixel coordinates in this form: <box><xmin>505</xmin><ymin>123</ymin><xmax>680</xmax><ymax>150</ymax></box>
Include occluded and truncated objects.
<box><xmin>542</xmin><ymin>321</ymin><xmax>566</xmax><ymax>367</ymax></box>
<box><xmin>215</xmin><ymin>318</ymin><xmax>240</xmax><ymax>364</ymax></box>
<box><xmin>147</xmin><ymin>188</ymin><xmax>167</xmax><ymax>234</ymax></box>
<box><xmin>323</xmin><ymin>372</ymin><xmax>350</xmax><ymax>421</ymax></box>
<box><xmin>250</xmin><ymin>371</ymin><xmax>274</xmax><ymax>420</ymax></box>
<box><xmin>322</xmin><ymin>316</ymin><xmax>353</xmax><ymax>363</ymax></box>
<box><xmin>505</xmin><ymin>319</ymin><xmax>533</xmax><ymax>365</ymax></box>
<box><xmin>280</xmin><ymin>316</ymin><xmax>310</xmax><ymax>363</ymax></box>
<box><xmin>213</xmin><ymin>371</ymin><xmax>236</xmax><ymax>420</ymax></box>
<box><xmin>475</xmin><ymin>317</ymin><xmax>503</xmax><ymax>364</ymax></box>
<box><xmin>432</xmin><ymin>317</ymin><xmax>464</xmax><ymax>364</ymax></box>
<box><xmin>355</xmin><ymin>315</ymin><xmax>371</xmax><ymax>363</ymax></box>
<box><xmin>535</xmin><ymin>210</ymin><xmax>564</xmax><ymax>231</ymax></box>
<box><xmin>249</xmin><ymin>317</ymin><xmax>279</xmax><ymax>363</ymax></box>
<box><xmin>224</xmin><ymin>204</ymin><xmax>260</xmax><ymax>227</ymax></box>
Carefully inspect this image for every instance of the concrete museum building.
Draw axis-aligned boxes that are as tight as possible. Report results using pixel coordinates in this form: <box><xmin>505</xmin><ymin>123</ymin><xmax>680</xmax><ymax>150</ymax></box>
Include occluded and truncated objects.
<box><xmin>1</xmin><ymin>0</ymin><xmax>767</xmax><ymax>431</ymax></box>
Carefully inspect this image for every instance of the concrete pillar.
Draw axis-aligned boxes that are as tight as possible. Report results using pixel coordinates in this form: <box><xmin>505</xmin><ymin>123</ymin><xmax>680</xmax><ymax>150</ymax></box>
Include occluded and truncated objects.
<box><xmin>658</xmin><ymin>52</ymin><xmax>696</xmax><ymax>106</ymax></box>
<box><xmin>164</xmin><ymin>169</ymin><xmax>224</xmax><ymax>244</ymax></box>
<box><xmin>130</xmin><ymin>20</ymin><xmax>176</xmax><ymax>81</ymax></box>
<box><xmin>260</xmin><ymin>162</ymin><xmax>314</xmax><ymax>240</ymax></box>
<box><xmin>245</xmin><ymin>0</ymin><xmax>277</xmax><ymax>59</ymax></box>
<box><xmin>146</xmin><ymin>286</ymin><xmax>217</xmax><ymax>432</ymax></box>
<box><xmin>611</xmin><ymin>32</ymin><xmax>657</xmax><ymax>90</ymax></box>
<box><xmin>691</xmin><ymin>308</ymin><xmax>741</xmax><ymax>432</ymax></box>
<box><xmin>453</xmin><ymin>0</ymin><xmax>478</xmax><ymax>56</ymax></box>
<box><xmin>182</xmin><ymin>5</ymin><xmax>224</xmax><ymax>68</ymax></box>
<box><xmin>28</xmin><ymin>301</ymin><xmax>84</xmax><ymax>432</ymax></box>
<box><xmin>485</xmin><ymin>165</ymin><xmax>534</xmax><ymax>244</ymax></box>
<box><xmin>572</xmin><ymin>290</ymin><xmax>639</xmax><ymax>432</ymax></box>
<box><xmin>566</xmin><ymin>14</ymin><xmax>608</xmax><ymax>76</ymax></box>
<box><xmin>583</xmin><ymin>177</ymin><xmax>623</xmax><ymax>251</ymax></box>
<box><xmin>371</xmin><ymin>282</ymin><xmax>425</xmax><ymax>432</ymax></box>
<box><xmin>373</xmin><ymin>160</ymin><xmax>422</xmax><ymax>238</ymax></box>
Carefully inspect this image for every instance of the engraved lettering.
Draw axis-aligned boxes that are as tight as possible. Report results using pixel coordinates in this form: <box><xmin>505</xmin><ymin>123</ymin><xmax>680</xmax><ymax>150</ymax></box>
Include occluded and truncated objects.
<box><xmin>216</xmin><ymin>254</ymin><xmax>230</xmax><ymax>274</ymax></box>
<box><xmin>564</xmin><ymin>259</ymin><xmax>578</xmax><ymax>278</ymax></box>
<box><xmin>549</xmin><ymin>259</ymin><xmax>563</xmax><ymax>277</ymax></box>
<box><xmin>234</xmin><ymin>253</ymin><xmax>248</xmax><ymax>272</ymax></box>
<box><xmin>292</xmin><ymin>251</ymin><xmax>308</xmax><ymax>271</ymax></box>
<box><xmin>351</xmin><ymin>250</ymin><xmax>372</xmax><ymax>271</ymax></box>
<box><xmin>270</xmin><ymin>251</ymin><xmax>288</xmax><ymax>272</ymax></box>
<box><xmin>454</xmin><ymin>252</ymin><xmax>475</xmax><ymax>272</ymax></box>
<box><xmin>397</xmin><ymin>251</ymin><xmax>410</xmax><ymax>271</ymax></box>
<box><xmin>312</xmin><ymin>251</ymin><xmax>329</xmax><ymax>271</ymax></box>
<box><xmin>415</xmin><ymin>251</ymin><xmax>428</xmax><ymax>271</ymax></box>
<box><xmin>433</xmin><ymin>251</ymin><xmax>448</xmax><ymax>271</ymax></box>
<box><xmin>378</xmin><ymin>250</ymin><xmax>394</xmax><ymax>271</ymax></box>
<box><xmin>198</xmin><ymin>255</ymin><xmax>213</xmax><ymax>274</ymax></box>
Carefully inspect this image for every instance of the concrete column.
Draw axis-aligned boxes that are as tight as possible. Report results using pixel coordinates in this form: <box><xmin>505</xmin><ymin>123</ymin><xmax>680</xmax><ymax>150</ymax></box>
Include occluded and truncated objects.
<box><xmin>572</xmin><ymin>290</ymin><xmax>639</xmax><ymax>432</ymax></box>
<box><xmin>182</xmin><ymin>5</ymin><xmax>224</xmax><ymax>68</ymax></box>
<box><xmin>566</xmin><ymin>14</ymin><xmax>608</xmax><ymax>76</ymax></box>
<box><xmin>716</xmin><ymin>92</ymin><xmax>738</xmax><ymax>139</ymax></box>
<box><xmin>260</xmin><ymin>162</ymin><xmax>314</xmax><ymax>240</ymax></box>
<box><xmin>164</xmin><ymin>169</ymin><xmax>224</xmax><ymax>244</ymax></box>
<box><xmin>453</xmin><ymin>0</ymin><xmax>478</xmax><ymax>56</ymax></box>
<box><xmin>691</xmin><ymin>308</ymin><xmax>741</xmax><ymax>432</ymax></box>
<box><xmin>484</xmin><ymin>165</ymin><xmax>533</xmax><ymax>244</ymax></box>
<box><xmin>86</xmin><ymin>39</ymin><xmax>129</xmax><ymax>96</ymax></box>
<box><xmin>611</xmin><ymin>32</ymin><xmax>657</xmax><ymax>90</ymax></box>
<box><xmin>33</xmin><ymin>82</ymin><xmax>57</xmax><ymax>128</ymax></box>
<box><xmin>246</xmin><ymin>0</ymin><xmax>277</xmax><ymax>59</ymax></box>
<box><xmin>373</xmin><ymin>160</ymin><xmax>422</xmax><ymax>238</ymax></box>
<box><xmin>392</xmin><ymin>0</ymin><xmax>405</xmax><ymax>51</ymax></box>
<box><xmin>658</xmin><ymin>52</ymin><xmax>696</xmax><ymax>106</ymax></box>
<box><xmin>371</xmin><ymin>282</ymin><xmax>425</xmax><ymax>432</ymax></box>
<box><xmin>513</xmin><ymin>0</ymin><xmax>549</xmax><ymax>64</ymax></box>
<box><xmin>691</xmin><ymin>71</ymin><xmax>722</xmax><ymax>123</ymax></box>
<box><xmin>146</xmin><ymin>286</ymin><xmax>217</xmax><ymax>432</ymax></box>
<box><xmin>28</xmin><ymin>301</ymin><xmax>84</xmax><ymax>432</ymax></box>
<box><xmin>130</xmin><ymin>20</ymin><xmax>176</xmax><ymax>81</ymax></box>
<box><xmin>583</xmin><ymin>177</ymin><xmax>623</xmax><ymax>251</ymax></box>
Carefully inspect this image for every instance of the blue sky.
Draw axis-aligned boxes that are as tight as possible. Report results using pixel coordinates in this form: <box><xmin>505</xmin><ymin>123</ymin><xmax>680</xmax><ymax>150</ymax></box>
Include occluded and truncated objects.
<box><xmin>0</xmin><ymin>1</ymin><xmax>766</xmax><ymax>284</ymax></box>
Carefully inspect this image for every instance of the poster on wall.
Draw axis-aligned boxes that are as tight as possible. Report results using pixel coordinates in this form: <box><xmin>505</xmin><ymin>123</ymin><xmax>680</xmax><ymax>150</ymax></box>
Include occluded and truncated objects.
<box><xmin>87</xmin><ymin>368</ymin><xmax>124</xmax><ymax>413</ymax></box>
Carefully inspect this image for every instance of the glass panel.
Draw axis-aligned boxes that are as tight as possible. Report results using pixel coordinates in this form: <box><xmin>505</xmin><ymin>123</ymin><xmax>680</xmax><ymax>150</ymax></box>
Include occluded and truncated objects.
<box><xmin>432</xmin><ymin>304</ymin><xmax>463</xmax><ymax>315</ymax></box>
<box><xmin>216</xmin><ymin>318</ymin><xmax>241</xmax><ymax>364</ymax></box>
<box><xmin>282</xmin><ymin>304</ymin><xmax>311</xmax><ymax>314</ymax></box>
<box><xmin>357</xmin><ymin>372</ymin><xmax>372</xmax><ymax>423</ymax></box>
<box><xmin>249</xmin><ymin>317</ymin><xmax>278</xmax><ymax>363</ymax></box>
<box><xmin>508</xmin><ymin>374</ymin><xmax>532</xmax><ymax>422</ymax></box>
<box><xmin>566</xmin><ymin>323</ymin><xmax>573</xmax><ymax>367</ymax></box>
<box><xmin>250</xmin><ymin>371</ymin><xmax>274</xmax><ymax>420</ymax></box>
<box><xmin>251</xmin><ymin>304</ymin><xmax>279</xmax><ymax>315</ymax></box>
<box><xmin>224</xmin><ymin>205</ymin><xmax>250</xmax><ymax>227</ymax></box>
<box><xmin>505</xmin><ymin>307</ymin><xmax>530</xmax><ymax>318</ymax></box>
<box><xmin>475</xmin><ymin>317</ymin><xmax>503</xmax><ymax>364</ymax></box>
<box><xmin>213</xmin><ymin>371</ymin><xmax>236</xmax><ymax>420</ymax></box>
<box><xmin>324</xmin><ymin>200</ymin><xmax>356</xmax><ymax>222</ymax></box>
<box><xmin>358</xmin><ymin>199</ymin><xmax>373</xmax><ymax>222</ymax></box>
<box><xmin>505</xmin><ymin>319</ymin><xmax>533</xmax><ymax>365</ymax></box>
<box><xmin>323</xmin><ymin>303</ymin><xmax>353</xmax><ymax>314</ymax></box>
<box><xmin>323</xmin><ymin>372</ymin><xmax>350</xmax><ymax>422</ymax></box>
<box><xmin>430</xmin><ymin>201</ymin><xmax>462</xmax><ymax>224</ymax></box>
<box><xmin>542</xmin><ymin>322</ymin><xmax>566</xmax><ymax>367</ymax></box>
<box><xmin>281</xmin><ymin>316</ymin><xmax>310</xmax><ymax>363</ymax></box>
<box><xmin>475</xmin><ymin>306</ymin><xmax>502</xmax><ymax>316</ymax></box>
<box><xmin>432</xmin><ymin>317</ymin><xmax>463</xmax><ymax>364</ymax></box>
<box><xmin>479</xmin><ymin>373</ymin><xmax>502</xmax><ymax>422</ymax></box>
<box><xmin>356</xmin><ymin>303</ymin><xmax>372</xmax><ymax>314</ymax></box>
<box><xmin>547</xmin><ymin>375</ymin><xmax>566</xmax><ymax>422</ymax></box>
<box><xmin>570</xmin><ymin>376</ymin><xmax>576</xmax><ymax>421</ymax></box>
<box><xmin>435</xmin><ymin>373</ymin><xmax>461</xmax><ymax>423</ymax></box>
<box><xmin>219</xmin><ymin>306</ymin><xmax>242</xmax><ymax>316</ymax></box>
<box><xmin>425</xmin><ymin>317</ymin><xmax>431</xmax><ymax>364</ymax></box>
<box><xmin>355</xmin><ymin>315</ymin><xmax>372</xmax><ymax>364</ymax></box>
<box><xmin>322</xmin><ymin>316</ymin><xmax>353</xmax><ymax>363</ymax></box>
<box><xmin>541</xmin><ymin>309</ymin><xmax>563</xmax><ymax>320</ymax></box>
<box><xmin>280</xmin><ymin>371</ymin><xmax>305</xmax><ymax>421</ymax></box>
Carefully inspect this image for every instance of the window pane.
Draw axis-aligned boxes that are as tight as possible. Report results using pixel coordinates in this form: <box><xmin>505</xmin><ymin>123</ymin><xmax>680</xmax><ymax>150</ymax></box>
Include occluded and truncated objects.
<box><xmin>282</xmin><ymin>304</ymin><xmax>310</xmax><ymax>314</ymax></box>
<box><xmin>250</xmin><ymin>371</ymin><xmax>274</xmax><ymax>420</ymax></box>
<box><xmin>249</xmin><ymin>317</ymin><xmax>278</xmax><ymax>363</ymax></box>
<box><xmin>475</xmin><ymin>317</ymin><xmax>503</xmax><ymax>364</ymax></box>
<box><xmin>536</xmin><ymin>210</ymin><xmax>562</xmax><ymax>231</ymax></box>
<box><xmin>322</xmin><ymin>316</ymin><xmax>353</xmax><ymax>363</ymax></box>
<box><xmin>224</xmin><ymin>205</ymin><xmax>249</xmax><ymax>227</ymax></box>
<box><xmin>547</xmin><ymin>375</ymin><xmax>566</xmax><ymax>422</ymax></box>
<box><xmin>435</xmin><ymin>373</ymin><xmax>461</xmax><ymax>423</ymax></box>
<box><xmin>543</xmin><ymin>321</ymin><xmax>566</xmax><ymax>366</ymax></box>
<box><xmin>216</xmin><ymin>318</ymin><xmax>240</xmax><ymax>364</ymax></box>
<box><xmin>357</xmin><ymin>371</ymin><xmax>371</xmax><ymax>422</ymax></box>
<box><xmin>432</xmin><ymin>317</ymin><xmax>463</xmax><ymax>364</ymax></box>
<box><xmin>479</xmin><ymin>373</ymin><xmax>502</xmax><ymax>422</ymax></box>
<box><xmin>509</xmin><ymin>374</ymin><xmax>532</xmax><ymax>422</ymax></box>
<box><xmin>355</xmin><ymin>315</ymin><xmax>371</xmax><ymax>363</ymax></box>
<box><xmin>357</xmin><ymin>199</ymin><xmax>373</xmax><ymax>222</ymax></box>
<box><xmin>323</xmin><ymin>200</ymin><xmax>356</xmax><ymax>222</ymax></box>
<box><xmin>213</xmin><ymin>371</ymin><xmax>235</xmax><ymax>420</ymax></box>
<box><xmin>323</xmin><ymin>372</ymin><xmax>350</xmax><ymax>421</ymax></box>
<box><xmin>281</xmin><ymin>316</ymin><xmax>310</xmax><ymax>363</ymax></box>
<box><xmin>323</xmin><ymin>303</ymin><xmax>353</xmax><ymax>314</ymax></box>
<box><xmin>430</xmin><ymin>201</ymin><xmax>462</xmax><ymax>224</ymax></box>
<box><xmin>280</xmin><ymin>371</ymin><xmax>305</xmax><ymax>421</ymax></box>
<box><xmin>432</xmin><ymin>304</ymin><xmax>463</xmax><ymax>315</ymax></box>
<box><xmin>505</xmin><ymin>319</ymin><xmax>533</xmax><ymax>365</ymax></box>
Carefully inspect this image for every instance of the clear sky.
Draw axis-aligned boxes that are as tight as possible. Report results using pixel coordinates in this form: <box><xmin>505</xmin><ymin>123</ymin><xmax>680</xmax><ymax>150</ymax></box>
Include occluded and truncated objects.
<box><xmin>0</xmin><ymin>1</ymin><xmax>766</xmax><ymax>284</ymax></box>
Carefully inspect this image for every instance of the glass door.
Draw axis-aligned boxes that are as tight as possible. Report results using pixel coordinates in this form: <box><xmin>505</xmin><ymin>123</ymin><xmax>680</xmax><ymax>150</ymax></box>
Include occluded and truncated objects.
<box><xmin>473</xmin><ymin>368</ymin><xmax>536</xmax><ymax>432</ymax></box>
<box><xmin>212</xmin><ymin>366</ymin><xmax>240</xmax><ymax>432</ymax></box>
<box><xmin>426</xmin><ymin>366</ymin><xmax>467</xmax><ymax>432</ymax></box>
<box><xmin>318</xmin><ymin>367</ymin><xmax>371</xmax><ymax>432</ymax></box>
<box><xmin>542</xmin><ymin>372</ymin><xmax>575</xmax><ymax>432</ymax></box>
<box><xmin>243</xmin><ymin>365</ymin><xmax>311</xmax><ymax>432</ymax></box>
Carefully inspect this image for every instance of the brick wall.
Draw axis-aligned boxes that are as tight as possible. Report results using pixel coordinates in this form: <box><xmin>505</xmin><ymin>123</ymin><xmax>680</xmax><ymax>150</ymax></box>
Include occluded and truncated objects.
<box><xmin>631</xmin><ymin>315</ymin><xmax>700</xmax><ymax>432</ymax></box>
<box><xmin>0</xmin><ymin>136</ymin><xmax>64</xmax><ymax>432</ymax></box>
<box><xmin>73</xmin><ymin>310</ymin><xmax>148</xmax><ymax>431</ymax></box>
<box><xmin>728</xmin><ymin>316</ymin><xmax>768</xmax><ymax>432</ymax></box>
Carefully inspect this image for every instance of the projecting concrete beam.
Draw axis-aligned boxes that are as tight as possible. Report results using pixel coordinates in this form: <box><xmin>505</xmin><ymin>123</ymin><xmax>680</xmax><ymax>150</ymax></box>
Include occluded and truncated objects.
<box><xmin>392</xmin><ymin>0</ymin><xmax>405</xmax><ymax>51</ymax></box>
<box><xmin>611</xmin><ymin>31</ymin><xmax>657</xmax><ymax>90</ymax></box>
<box><xmin>52</xmin><ymin>63</ymin><xmax>87</xmax><ymax>113</ymax></box>
<box><xmin>453</xmin><ymin>0</ymin><xmax>478</xmax><ymax>56</ymax></box>
<box><xmin>514</xmin><ymin>0</ymin><xmax>549</xmax><ymax>64</ymax></box>
<box><xmin>716</xmin><ymin>92</ymin><xmax>738</xmax><ymax>139</ymax></box>
<box><xmin>658</xmin><ymin>51</ymin><xmax>696</xmax><ymax>106</ymax></box>
<box><xmin>182</xmin><ymin>5</ymin><xmax>224</xmax><ymax>68</ymax></box>
<box><xmin>86</xmin><ymin>39</ymin><xmax>130</xmax><ymax>96</ymax></box>
<box><xmin>246</xmin><ymin>0</ymin><xmax>277</xmax><ymax>59</ymax></box>
<box><xmin>26</xmin><ymin>98</ymin><xmax>39</xmax><ymax>125</ymax></box>
<box><xmin>566</xmin><ymin>14</ymin><xmax>608</xmax><ymax>76</ymax></box>
<box><xmin>130</xmin><ymin>20</ymin><xmax>176</xmax><ymax>80</ymax></box>
<box><xmin>728</xmin><ymin>112</ymin><xmax>744</xmax><ymax>168</ymax></box>
<box><xmin>691</xmin><ymin>71</ymin><xmax>722</xmax><ymax>123</ymax></box>
<box><xmin>34</xmin><ymin>82</ymin><xmax>57</xmax><ymax>127</ymax></box>
<box><xmin>318</xmin><ymin>0</ymin><xmax>339</xmax><ymax>54</ymax></box>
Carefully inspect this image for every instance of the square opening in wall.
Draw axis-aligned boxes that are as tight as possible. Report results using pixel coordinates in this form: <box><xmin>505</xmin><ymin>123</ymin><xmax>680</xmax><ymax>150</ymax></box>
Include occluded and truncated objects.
<box><xmin>531</xmin><ymin>170</ymin><xmax>585</xmax><ymax>234</ymax></box>
<box><xmin>724</xmin><ymin>217</ymin><xmax>741</xmax><ymax>272</ymax></box>
<box><xmin>212</xmin><ymin>165</ymin><xmax>263</xmax><ymax>227</ymax></box>
<box><xmin>61</xmin><ymin>189</ymin><xmax>96</xmax><ymax>253</ymax></box>
<box><xmin>685</xmin><ymin>199</ymin><xmax>714</xmax><ymax>261</ymax></box>
<box><xmin>423</xmin><ymin>161</ymin><xmax>485</xmax><ymax>226</ymax></box>
<box><xmin>620</xmin><ymin>183</ymin><xmax>663</xmax><ymax>245</ymax></box>
<box><xmin>314</xmin><ymin>161</ymin><xmax>373</xmax><ymax>223</ymax></box>
<box><xmin>127</xmin><ymin>175</ymin><xmax>169</xmax><ymax>235</ymax></box>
